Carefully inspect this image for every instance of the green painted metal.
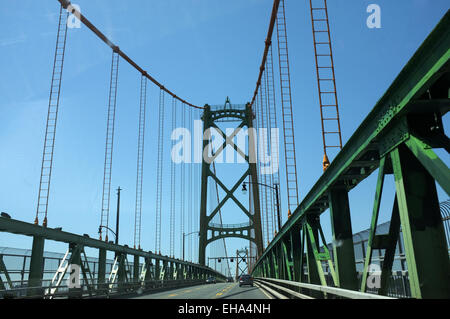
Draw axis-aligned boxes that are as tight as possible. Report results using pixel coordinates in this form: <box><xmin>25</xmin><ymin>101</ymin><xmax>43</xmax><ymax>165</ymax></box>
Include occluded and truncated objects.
<box><xmin>0</xmin><ymin>255</ymin><xmax>13</xmax><ymax>291</ymax></box>
<box><xmin>281</xmin><ymin>239</ymin><xmax>293</xmax><ymax>281</ymax></box>
<box><xmin>198</xmin><ymin>102</ymin><xmax>264</xmax><ymax>265</ymax></box>
<box><xmin>289</xmin><ymin>227</ymin><xmax>302</xmax><ymax>282</ymax></box>
<box><xmin>28</xmin><ymin>235</ymin><xmax>45</xmax><ymax>297</ymax></box>
<box><xmin>116</xmin><ymin>253</ymin><xmax>129</xmax><ymax>291</ymax></box>
<box><xmin>98</xmin><ymin>248</ymin><xmax>106</xmax><ymax>290</ymax></box>
<box><xmin>391</xmin><ymin>145</ymin><xmax>450</xmax><ymax>298</ymax></box>
<box><xmin>271</xmin><ymin>249</ymin><xmax>279</xmax><ymax>279</ymax></box>
<box><xmin>305</xmin><ymin>218</ymin><xmax>334</xmax><ymax>287</ymax></box>
<box><xmin>405</xmin><ymin>135</ymin><xmax>450</xmax><ymax>195</ymax></box>
<box><xmin>305</xmin><ymin>224</ymin><xmax>322</xmax><ymax>298</ymax></box>
<box><xmin>155</xmin><ymin>259</ymin><xmax>160</xmax><ymax>281</ymax></box>
<box><xmin>133</xmin><ymin>255</ymin><xmax>140</xmax><ymax>284</ymax></box>
<box><xmin>361</xmin><ymin>157</ymin><xmax>386</xmax><ymax>292</ymax></box>
<box><xmin>0</xmin><ymin>217</ymin><xmax>222</xmax><ymax>280</ymax></box>
<box><xmin>299</xmin><ymin>225</ymin><xmax>306</xmax><ymax>284</ymax></box>
<box><xmin>378</xmin><ymin>198</ymin><xmax>401</xmax><ymax>296</ymax></box>
<box><xmin>328</xmin><ymin>187</ymin><xmax>358</xmax><ymax>290</ymax></box>
<box><xmin>253</xmin><ymin>11</ymin><xmax>450</xmax><ymax>262</ymax></box>
<box><xmin>252</xmin><ymin>11</ymin><xmax>450</xmax><ymax>299</ymax></box>
<box><xmin>0</xmin><ymin>217</ymin><xmax>225</xmax><ymax>297</ymax></box>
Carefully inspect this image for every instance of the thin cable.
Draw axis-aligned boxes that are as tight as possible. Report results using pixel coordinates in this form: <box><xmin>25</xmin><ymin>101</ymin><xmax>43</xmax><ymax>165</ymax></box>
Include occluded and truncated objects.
<box><xmin>35</xmin><ymin>5</ymin><xmax>69</xmax><ymax>227</ymax></box>
<box><xmin>100</xmin><ymin>50</ymin><xmax>120</xmax><ymax>241</ymax></box>
<box><xmin>134</xmin><ymin>74</ymin><xmax>147</xmax><ymax>249</ymax></box>
<box><xmin>266</xmin><ymin>44</ymin><xmax>280</xmax><ymax>234</ymax></box>
<box><xmin>188</xmin><ymin>107</ymin><xmax>193</xmax><ymax>261</ymax></box>
<box><xmin>276</xmin><ymin>0</ymin><xmax>299</xmax><ymax>215</ymax></box>
<box><xmin>180</xmin><ymin>104</ymin><xmax>186</xmax><ymax>258</ymax></box>
<box><xmin>170</xmin><ymin>98</ymin><xmax>177</xmax><ymax>257</ymax></box>
<box><xmin>155</xmin><ymin>89</ymin><xmax>165</xmax><ymax>254</ymax></box>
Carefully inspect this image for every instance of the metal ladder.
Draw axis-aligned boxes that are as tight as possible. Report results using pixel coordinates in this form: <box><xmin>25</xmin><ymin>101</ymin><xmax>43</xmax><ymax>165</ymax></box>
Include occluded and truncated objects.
<box><xmin>35</xmin><ymin>5</ymin><xmax>69</xmax><ymax>226</ymax></box>
<box><xmin>309</xmin><ymin>0</ymin><xmax>343</xmax><ymax>170</ymax></box>
<box><xmin>100</xmin><ymin>50</ymin><xmax>120</xmax><ymax>241</ymax></box>
<box><xmin>276</xmin><ymin>0</ymin><xmax>300</xmax><ymax>213</ymax></box>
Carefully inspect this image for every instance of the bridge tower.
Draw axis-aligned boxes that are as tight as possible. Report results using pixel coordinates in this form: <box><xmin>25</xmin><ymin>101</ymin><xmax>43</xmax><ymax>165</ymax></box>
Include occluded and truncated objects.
<box><xmin>198</xmin><ymin>100</ymin><xmax>264</xmax><ymax>265</ymax></box>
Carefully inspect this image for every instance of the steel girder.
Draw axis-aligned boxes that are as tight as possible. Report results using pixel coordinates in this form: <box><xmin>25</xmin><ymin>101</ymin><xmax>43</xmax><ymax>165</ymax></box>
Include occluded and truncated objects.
<box><xmin>0</xmin><ymin>217</ymin><xmax>225</xmax><ymax>297</ymax></box>
<box><xmin>252</xmin><ymin>11</ymin><xmax>450</xmax><ymax>299</ymax></box>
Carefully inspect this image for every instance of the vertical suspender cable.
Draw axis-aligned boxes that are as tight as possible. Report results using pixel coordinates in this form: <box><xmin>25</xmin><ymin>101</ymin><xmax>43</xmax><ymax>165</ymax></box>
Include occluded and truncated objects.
<box><xmin>35</xmin><ymin>5</ymin><xmax>69</xmax><ymax>227</ymax></box>
<box><xmin>276</xmin><ymin>0</ymin><xmax>299</xmax><ymax>217</ymax></box>
<box><xmin>263</xmin><ymin>67</ymin><xmax>275</xmax><ymax>241</ymax></box>
<box><xmin>258</xmin><ymin>89</ymin><xmax>270</xmax><ymax>246</ymax></box>
<box><xmin>170</xmin><ymin>98</ymin><xmax>177</xmax><ymax>257</ymax></box>
<box><xmin>155</xmin><ymin>89</ymin><xmax>165</xmax><ymax>254</ymax></box>
<box><xmin>193</xmin><ymin>108</ymin><xmax>200</xmax><ymax>263</ymax></box>
<box><xmin>256</xmin><ymin>93</ymin><xmax>268</xmax><ymax>248</ymax></box>
<box><xmin>180</xmin><ymin>104</ymin><xmax>186</xmax><ymax>258</ymax></box>
<box><xmin>134</xmin><ymin>74</ymin><xmax>147</xmax><ymax>249</ymax></box>
<box><xmin>266</xmin><ymin>44</ymin><xmax>280</xmax><ymax>234</ymax></box>
<box><xmin>188</xmin><ymin>107</ymin><xmax>193</xmax><ymax>261</ymax></box>
<box><xmin>100</xmin><ymin>50</ymin><xmax>120</xmax><ymax>241</ymax></box>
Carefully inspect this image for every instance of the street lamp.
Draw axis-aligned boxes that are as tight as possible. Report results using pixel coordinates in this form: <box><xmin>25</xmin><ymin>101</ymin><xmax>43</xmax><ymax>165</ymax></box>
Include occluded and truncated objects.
<box><xmin>98</xmin><ymin>225</ymin><xmax>117</xmax><ymax>243</ymax></box>
<box><xmin>183</xmin><ymin>231</ymin><xmax>199</xmax><ymax>261</ymax></box>
<box><xmin>242</xmin><ymin>181</ymin><xmax>282</xmax><ymax>232</ymax></box>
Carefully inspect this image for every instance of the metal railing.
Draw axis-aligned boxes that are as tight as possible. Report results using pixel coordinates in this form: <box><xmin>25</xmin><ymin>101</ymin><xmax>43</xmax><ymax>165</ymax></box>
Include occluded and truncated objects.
<box><xmin>1</xmin><ymin>277</ymin><xmax>206</xmax><ymax>299</ymax></box>
<box><xmin>255</xmin><ymin>277</ymin><xmax>393</xmax><ymax>299</ymax></box>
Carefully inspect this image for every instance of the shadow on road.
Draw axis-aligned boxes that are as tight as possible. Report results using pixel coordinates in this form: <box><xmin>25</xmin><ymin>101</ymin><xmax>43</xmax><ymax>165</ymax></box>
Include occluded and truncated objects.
<box><xmin>217</xmin><ymin>287</ymin><xmax>261</xmax><ymax>299</ymax></box>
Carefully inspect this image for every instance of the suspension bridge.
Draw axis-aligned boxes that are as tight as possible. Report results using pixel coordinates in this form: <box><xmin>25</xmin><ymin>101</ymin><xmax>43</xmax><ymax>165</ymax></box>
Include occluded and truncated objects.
<box><xmin>0</xmin><ymin>0</ymin><xmax>449</xmax><ymax>299</ymax></box>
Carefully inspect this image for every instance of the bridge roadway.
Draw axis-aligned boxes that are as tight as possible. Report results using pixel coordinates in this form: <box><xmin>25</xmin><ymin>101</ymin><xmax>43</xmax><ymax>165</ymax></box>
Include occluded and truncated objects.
<box><xmin>133</xmin><ymin>282</ymin><xmax>270</xmax><ymax>299</ymax></box>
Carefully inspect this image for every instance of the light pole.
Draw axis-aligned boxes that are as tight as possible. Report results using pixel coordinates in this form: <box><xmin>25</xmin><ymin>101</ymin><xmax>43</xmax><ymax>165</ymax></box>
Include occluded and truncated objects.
<box><xmin>98</xmin><ymin>225</ymin><xmax>117</xmax><ymax>242</ymax></box>
<box><xmin>242</xmin><ymin>181</ymin><xmax>281</xmax><ymax>232</ymax></box>
<box><xmin>183</xmin><ymin>231</ymin><xmax>199</xmax><ymax>261</ymax></box>
<box><xmin>115</xmin><ymin>186</ymin><xmax>122</xmax><ymax>245</ymax></box>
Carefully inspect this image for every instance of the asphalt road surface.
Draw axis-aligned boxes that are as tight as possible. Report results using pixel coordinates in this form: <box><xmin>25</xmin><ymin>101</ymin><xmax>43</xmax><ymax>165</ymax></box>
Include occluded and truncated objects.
<box><xmin>133</xmin><ymin>282</ymin><xmax>271</xmax><ymax>299</ymax></box>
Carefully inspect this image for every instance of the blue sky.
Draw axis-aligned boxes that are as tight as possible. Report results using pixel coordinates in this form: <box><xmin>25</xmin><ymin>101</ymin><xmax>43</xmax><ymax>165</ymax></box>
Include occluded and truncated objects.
<box><xmin>0</xmin><ymin>0</ymin><xmax>449</xmax><ymax>268</ymax></box>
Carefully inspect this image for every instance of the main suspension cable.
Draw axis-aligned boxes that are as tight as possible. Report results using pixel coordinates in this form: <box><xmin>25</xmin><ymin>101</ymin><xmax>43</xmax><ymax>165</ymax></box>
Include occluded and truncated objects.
<box><xmin>57</xmin><ymin>0</ymin><xmax>203</xmax><ymax>110</ymax></box>
<box><xmin>250</xmin><ymin>0</ymin><xmax>281</xmax><ymax>108</ymax></box>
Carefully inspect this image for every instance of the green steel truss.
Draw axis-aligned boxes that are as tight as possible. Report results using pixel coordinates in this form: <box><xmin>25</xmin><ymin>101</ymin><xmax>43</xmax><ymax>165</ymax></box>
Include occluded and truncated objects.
<box><xmin>198</xmin><ymin>102</ymin><xmax>264</xmax><ymax>265</ymax></box>
<box><xmin>252</xmin><ymin>11</ymin><xmax>450</xmax><ymax>299</ymax></box>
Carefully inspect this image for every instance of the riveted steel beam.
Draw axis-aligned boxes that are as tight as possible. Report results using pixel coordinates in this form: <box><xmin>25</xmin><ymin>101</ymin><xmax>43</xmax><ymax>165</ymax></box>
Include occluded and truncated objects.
<box><xmin>252</xmin><ymin>12</ymin><xmax>450</xmax><ymax>289</ymax></box>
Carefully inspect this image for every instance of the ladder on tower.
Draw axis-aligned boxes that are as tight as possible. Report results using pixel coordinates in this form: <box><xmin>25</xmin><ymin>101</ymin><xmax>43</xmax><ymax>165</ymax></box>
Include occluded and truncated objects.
<box><xmin>309</xmin><ymin>0</ymin><xmax>343</xmax><ymax>171</ymax></box>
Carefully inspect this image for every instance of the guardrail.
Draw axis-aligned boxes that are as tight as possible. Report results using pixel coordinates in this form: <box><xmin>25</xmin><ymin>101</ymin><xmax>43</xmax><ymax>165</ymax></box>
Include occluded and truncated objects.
<box><xmin>255</xmin><ymin>278</ymin><xmax>393</xmax><ymax>299</ymax></box>
<box><xmin>0</xmin><ymin>216</ymin><xmax>226</xmax><ymax>299</ymax></box>
<box><xmin>0</xmin><ymin>278</ymin><xmax>207</xmax><ymax>299</ymax></box>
